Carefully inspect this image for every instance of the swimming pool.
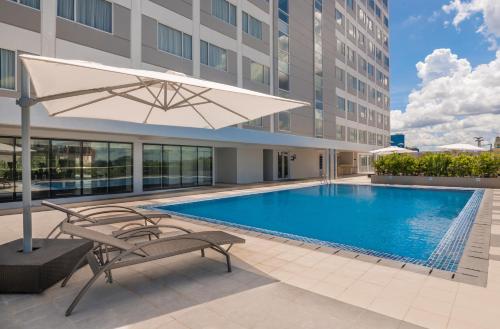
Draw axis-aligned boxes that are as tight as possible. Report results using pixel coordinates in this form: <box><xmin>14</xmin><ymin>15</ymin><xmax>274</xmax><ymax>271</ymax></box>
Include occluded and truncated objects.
<box><xmin>151</xmin><ymin>184</ymin><xmax>484</xmax><ymax>271</ymax></box>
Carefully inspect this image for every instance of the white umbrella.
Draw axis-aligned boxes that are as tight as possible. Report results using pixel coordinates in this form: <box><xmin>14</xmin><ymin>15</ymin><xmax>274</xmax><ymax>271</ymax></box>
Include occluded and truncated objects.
<box><xmin>20</xmin><ymin>54</ymin><xmax>309</xmax><ymax>129</ymax></box>
<box><xmin>369</xmin><ymin>146</ymin><xmax>417</xmax><ymax>155</ymax></box>
<box><xmin>17</xmin><ymin>54</ymin><xmax>311</xmax><ymax>252</ymax></box>
<box><xmin>438</xmin><ymin>143</ymin><xmax>484</xmax><ymax>152</ymax></box>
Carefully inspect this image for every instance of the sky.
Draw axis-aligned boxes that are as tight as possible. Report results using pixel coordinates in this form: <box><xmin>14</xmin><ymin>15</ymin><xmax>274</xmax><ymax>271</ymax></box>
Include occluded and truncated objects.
<box><xmin>388</xmin><ymin>0</ymin><xmax>500</xmax><ymax>149</ymax></box>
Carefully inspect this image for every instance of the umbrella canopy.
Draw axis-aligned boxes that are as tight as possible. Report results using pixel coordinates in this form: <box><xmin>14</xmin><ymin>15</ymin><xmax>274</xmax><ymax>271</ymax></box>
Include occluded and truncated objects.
<box><xmin>20</xmin><ymin>54</ymin><xmax>310</xmax><ymax>129</ymax></box>
<box><xmin>369</xmin><ymin>146</ymin><xmax>417</xmax><ymax>155</ymax></box>
<box><xmin>438</xmin><ymin>143</ymin><xmax>484</xmax><ymax>152</ymax></box>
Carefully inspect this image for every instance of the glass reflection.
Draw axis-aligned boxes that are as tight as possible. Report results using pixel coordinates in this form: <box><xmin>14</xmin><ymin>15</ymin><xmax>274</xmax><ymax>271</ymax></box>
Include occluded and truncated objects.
<box><xmin>0</xmin><ymin>137</ymin><xmax>15</xmax><ymax>202</ymax></box>
<box><xmin>163</xmin><ymin>145</ymin><xmax>181</xmax><ymax>188</ymax></box>
<box><xmin>143</xmin><ymin>144</ymin><xmax>162</xmax><ymax>191</ymax></box>
<box><xmin>197</xmin><ymin>147</ymin><xmax>212</xmax><ymax>186</ymax></box>
<box><xmin>109</xmin><ymin>143</ymin><xmax>133</xmax><ymax>193</ymax></box>
<box><xmin>82</xmin><ymin>141</ymin><xmax>109</xmax><ymax>195</ymax></box>
<box><xmin>50</xmin><ymin>140</ymin><xmax>82</xmax><ymax>197</ymax></box>
<box><xmin>181</xmin><ymin>146</ymin><xmax>197</xmax><ymax>186</ymax></box>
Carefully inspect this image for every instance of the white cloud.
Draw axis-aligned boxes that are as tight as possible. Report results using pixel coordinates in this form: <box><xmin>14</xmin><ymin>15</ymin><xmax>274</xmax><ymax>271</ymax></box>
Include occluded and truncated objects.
<box><xmin>391</xmin><ymin>49</ymin><xmax>500</xmax><ymax>150</ymax></box>
<box><xmin>443</xmin><ymin>0</ymin><xmax>500</xmax><ymax>49</ymax></box>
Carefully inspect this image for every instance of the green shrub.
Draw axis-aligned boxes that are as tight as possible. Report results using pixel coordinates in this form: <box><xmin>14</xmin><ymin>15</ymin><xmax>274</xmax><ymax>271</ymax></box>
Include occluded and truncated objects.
<box><xmin>373</xmin><ymin>152</ymin><xmax>500</xmax><ymax>178</ymax></box>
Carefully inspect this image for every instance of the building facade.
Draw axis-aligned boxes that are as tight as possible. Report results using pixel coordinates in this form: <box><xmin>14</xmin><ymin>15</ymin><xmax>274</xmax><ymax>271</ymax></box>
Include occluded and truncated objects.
<box><xmin>0</xmin><ymin>0</ymin><xmax>390</xmax><ymax>205</ymax></box>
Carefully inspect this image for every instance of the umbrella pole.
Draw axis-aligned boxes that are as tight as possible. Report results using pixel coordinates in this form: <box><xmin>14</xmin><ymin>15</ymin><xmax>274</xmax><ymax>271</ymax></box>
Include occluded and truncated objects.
<box><xmin>19</xmin><ymin>62</ymin><xmax>32</xmax><ymax>253</ymax></box>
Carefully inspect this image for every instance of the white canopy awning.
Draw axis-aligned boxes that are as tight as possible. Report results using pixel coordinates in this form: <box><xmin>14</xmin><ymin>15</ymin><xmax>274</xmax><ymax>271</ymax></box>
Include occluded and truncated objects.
<box><xmin>369</xmin><ymin>146</ymin><xmax>417</xmax><ymax>155</ymax></box>
<box><xmin>20</xmin><ymin>54</ymin><xmax>310</xmax><ymax>129</ymax></box>
<box><xmin>438</xmin><ymin>143</ymin><xmax>485</xmax><ymax>152</ymax></box>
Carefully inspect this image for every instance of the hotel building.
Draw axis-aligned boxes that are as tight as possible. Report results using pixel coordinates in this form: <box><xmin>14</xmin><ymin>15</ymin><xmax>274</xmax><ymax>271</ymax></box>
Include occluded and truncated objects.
<box><xmin>0</xmin><ymin>0</ymin><xmax>390</xmax><ymax>205</ymax></box>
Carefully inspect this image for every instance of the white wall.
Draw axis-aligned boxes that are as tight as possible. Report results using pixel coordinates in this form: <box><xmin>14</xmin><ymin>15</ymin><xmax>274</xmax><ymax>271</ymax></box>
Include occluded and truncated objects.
<box><xmin>236</xmin><ymin>147</ymin><xmax>263</xmax><ymax>184</ymax></box>
<box><xmin>290</xmin><ymin>148</ymin><xmax>324</xmax><ymax>179</ymax></box>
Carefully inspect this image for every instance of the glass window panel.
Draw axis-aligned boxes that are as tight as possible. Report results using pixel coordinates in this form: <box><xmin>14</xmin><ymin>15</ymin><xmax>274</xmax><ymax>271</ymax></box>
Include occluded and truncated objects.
<box><xmin>143</xmin><ymin>144</ymin><xmax>162</xmax><ymax>191</ymax></box>
<box><xmin>0</xmin><ymin>48</ymin><xmax>16</xmax><ymax>90</ymax></box>
<box><xmin>82</xmin><ymin>141</ymin><xmax>109</xmax><ymax>195</ymax></box>
<box><xmin>76</xmin><ymin>0</ymin><xmax>112</xmax><ymax>33</ymax></box>
<box><xmin>20</xmin><ymin>0</ymin><xmax>40</xmax><ymax>9</ymax></box>
<box><xmin>242</xmin><ymin>12</ymin><xmax>249</xmax><ymax>33</ymax></box>
<box><xmin>182</xmin><ymin>33</ymin><xmax>192</xmax><ymax>60</ymax></box>
<box><xmin>279</xmin><ymin>0</ymin><xmax>288</xmax><ymax>13</ymax></box>
<box><xmin>279</xmin><ymin>111</ymin><xmax>291</xmax><ymax>131</ymax></box>
<box><xmin>0</xmin><ymin>137</ymin><xmax>15</xmax><ymax>202</ymax></box>
<box><xmin>200</xmin><ymin>40</ymin><xmax>208</xmax><ymax>65</ymax></box>
<box><xmin>163</xmin><ymin>145</ymin><xmax>181</xmax><ymax>188</ymax></box>
<box><xmin>278</xmin><ymin>71</ymin><xmax>289</xmax><ymax>91</ymax></box>
<box><xmin>57</xmin><ymin>0</ymin><xmax>74</xmax><ymax>20</ymax></box>
<box><xmin>158</xmin><ymin>23</ymin><xmax>183</xmax><ymax>57</ymax></box>
<box><xmin>109</xmin><ymin>143</ymin><xmax>132</xmax><ymax>193</ymax></box>
<box><xmin>229</xmin><ymin>3</ymin><xmax>236</xmax><ymax>26</ymax></box>
<box><xmin>181</xmin><ymin>146</ymin><xmax>197</xmax><ymax>186</ymax></box>
<box><xmin>208</xmin><ymin>44</ymin><xmax>227</xmax><ymax>71</ymax></box>
<box><xmin>197</xmin><ymin>147</ymin><xmax>212</xmax><ymax>186</ymax></box>
<box><xmin>50</xmin><ymin>140</ymin><xmax>82</xmax><ymax>197</ymax></box>
<box><xmin>278</xmin><ymin>31</ymin><xmax>289</xmax><ymax>52</ymax></box>
<box><xmin>249</xmin><ymin>16</ymin><xmax>262</xmax><ymax>39</ymax></box>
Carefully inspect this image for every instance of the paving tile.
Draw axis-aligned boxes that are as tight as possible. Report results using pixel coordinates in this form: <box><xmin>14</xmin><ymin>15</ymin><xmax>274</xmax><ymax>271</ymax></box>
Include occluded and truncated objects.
<box><xmin>404</xmin><ymin>307</ymin><xmax>449</xmax><ymax>329</ymax></box>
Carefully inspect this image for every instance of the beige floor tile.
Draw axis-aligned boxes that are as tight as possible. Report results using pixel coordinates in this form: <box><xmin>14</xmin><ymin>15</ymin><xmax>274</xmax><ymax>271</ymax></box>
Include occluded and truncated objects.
<box><xmin>418</xmin><ymin>285</ymin><xmax>457</xmax><ymax>303</ymax></box>
<box><xmin>359</xmin><ymin>265</ymin><xmax>398</xmax><ymax>286</ymax></box>
<box><xmin>338</xmin><ymin>281</ymin><xmax>384</xmax><ymax>308</ymax></box>
<box><xmin>411</xmin><ymin>295</ymin><xmax>453</xmax><ymax>317</ymax></box>
<box><xmin>308</xmin><ymin>281</ymin><xmax>347</xmax><ymax>299</ymax></box>
<box><xmin>404</xmin><ymin>308</ymin><xmax>448</xmax><ymax>329</ymax></box>
<box><xmin>368</xmin><ymin>296</ymin><xmax>412</xmax><ymax>320</ymax></box>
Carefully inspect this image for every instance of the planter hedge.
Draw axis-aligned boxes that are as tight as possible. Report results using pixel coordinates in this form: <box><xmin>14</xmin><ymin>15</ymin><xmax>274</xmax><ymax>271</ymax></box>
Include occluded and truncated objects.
<box><xmin>373</xmin><ymin>153</ymin><xmax>500</xmax><ymax>178</ymax></box>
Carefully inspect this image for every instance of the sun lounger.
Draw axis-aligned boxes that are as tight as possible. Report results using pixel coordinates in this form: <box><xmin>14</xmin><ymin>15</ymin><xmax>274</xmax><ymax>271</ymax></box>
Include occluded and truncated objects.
<box><xmin>59</xmin><ymin>221</ymin><xmax>245</xmax><ymax>316</ymax></box>
<box><xmin>42</xmin><ymin>201</ymin><xmax>171</xmax><ymax>240</ymax></box>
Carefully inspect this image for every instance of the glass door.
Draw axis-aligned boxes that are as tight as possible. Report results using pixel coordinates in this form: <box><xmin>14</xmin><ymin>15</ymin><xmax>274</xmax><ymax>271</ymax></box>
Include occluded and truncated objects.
<box><xmin>277</xmin><ymin>152</ymin><xmax>290</xmax><ymax>180</ymax></box>
<box><xmin>358</xmin><ymin>153</ymin><xmax>374</xmax><ymax>174</ymax></box>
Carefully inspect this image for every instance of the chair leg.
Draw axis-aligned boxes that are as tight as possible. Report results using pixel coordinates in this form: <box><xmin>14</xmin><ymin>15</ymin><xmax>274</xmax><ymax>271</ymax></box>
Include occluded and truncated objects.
<box><xmin>61</xmin><ymin>252</ymin><xmax>88</xmax><ymax>287</ymax></box>
<box><xmin>226</xmin><ymin>254</ymin><xmax>232</xmax><ymax>273</ymax></box>
<box><xmin>201</xmin><ymin>249</ymin><xmax>205</xmax><ymax>257</ymax></box>
<box><xmin>65</xmin><ymin>268</ymin><xmax>105</xmax><ymax>316</ymax></box>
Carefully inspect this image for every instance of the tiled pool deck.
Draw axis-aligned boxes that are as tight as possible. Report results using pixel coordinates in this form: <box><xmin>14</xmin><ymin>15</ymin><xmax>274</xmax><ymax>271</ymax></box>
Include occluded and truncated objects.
<box><xmin>1</xmin><ymin>177</ymin><xmax>499</xmax><ymax>329</ymax></box>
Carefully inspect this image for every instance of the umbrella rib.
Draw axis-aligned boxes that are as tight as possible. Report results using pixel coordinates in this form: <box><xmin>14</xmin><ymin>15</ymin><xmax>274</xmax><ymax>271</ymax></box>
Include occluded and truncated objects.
<box><xmin>166</xmin><ymin>84</ymin><xmax>181</xmax><ymax>108</ymax></box>
<box><xmin>33</xmin><ymin>81</ymin><xmax>157</xmax><ymax>104</ymax></box>
<box><xmin>177</xmin><ymin>92</ymin><xmax>215</xmax><ymax>129</ymax></box>
<box><xmin>176</xmin><ymin>84</ymin><xmax>250</xmax><ymax>121</ymax></box>
<box><xmin>48</xmin><ymin>84</ymin><xmax>149</xmax><ymax>116</ymax></box>
<box><xmin>143</xmin><ymin>83</ymin><xmax>165</xmax><ymax>124</ymax></box>
<box><xmin>108</xmin><ymin>91</ymin><xmax>165</xmax><ymax>110</ymax></box>
<box><xmin>166</xmin><ymin>88</ymin><xmax>212</xmax><ymax>110</ymax></box>
<box><xmin>168</xmin><ymin>101</ymin><xmax>211</xmax><ymax>109</ymax></box>
<box><xmin>136</xmin><ymin>77</ymin><xmax>164</xmax><ymax>108</ymax></box>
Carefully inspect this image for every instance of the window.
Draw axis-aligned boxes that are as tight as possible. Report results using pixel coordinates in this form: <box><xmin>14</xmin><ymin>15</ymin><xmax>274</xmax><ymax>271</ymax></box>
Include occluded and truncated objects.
<box><xmin>358</xmin><ymin>31</ymin><xmax>365</xmax><ymax>48</ymax></box>
<box><xmin>383</xmin><ymin>34</ymin><xmax>389</xmax><ymax>48</ymax></box>
<box><xmin>243</xmin><ymin>12</ymin><xmax>263</xmax><ymax>40</ymax></box>
<box><xmin>57</xmin><ymin>0</ymin><xmax>112</xmax><ymax>33</ymax></box>
<box><xmin>337</xmin><ymin>96</ymin><xmax>346</xmax><ymax>113</ymax></box>
<box><xmin>200</xmin><ymin>41</ymin><xmax>227</xmax><ymax>71</ymax></box>
<box><xmin>2</xmin><ymin>138</ymin><xmax>132</xmax><ymax>202</ymax></box>
<box><xmin>346</xmin><ymin>0</ymin><xmax>355</xmax><ymax>11</ymax></box>
<box><xmin>347</xmin><ymin>100</ymin><xmax>356</xmax><ymax>113</ymax></box>
<box><xmin>347</xmin><ymin>20</ymin><xmax>357</xmax><ymax>39</ymax></box>
<box><xmin>377</xmin><ymin>134</ymin><xmax>383</xmax><ymax>146</ymax></box>
<box><xmin>246</xmin><ymin>117</ymin><xmax>263</xmax><ymax>127</ymax></box>
<box><xmin>278</xmin><ymin>0</ymin><xmax>290</xmax><ymax>92</ymax></box>
<box><xmin>368</xmin><ymin>0</ymin><xmax>375</xmax><ymax>11</ymax></box>
<box><xmin>347</xmin><ymin>47</ymin><xmax>356</xmax><ymax>64</ymax></box>
<box><xmin>335</xmin><ymin>66</ymin><xmax>345</xmax><ymax>85</ymax></box>
<box><xmin>359</xmin><ymin>106</ymin><xmax>367</xmax><ymax>119</ymax></box>
<box><xmin>358</xmin><ymin>8</ymin><xmax>366</xmax><ymax>26</ymax></box>
<box><xmin>212</xmin><ymin>0</ymin><xmax>236</xmax><ymax>26</ymax></box>
<box><xmin>279</xmin><ymin>111</ymin><xmax>291</xmax><ymax>131</ymax></box>
<box><xmin>368</xmin><ymin>40</ymin><xmax>375</xmax><ymax>57</ymax></box>
<box><xmin>349</xmin><ymin>75</ymin><xmax>357</xmax><ymax>90</ymax></box>
<box><xmin>368</xmin><ymin>132</ymin><xmax>376</xmax><ymax>145</ymax></box>
<box><xmin>250</xmin><ymin>62</ymin><xmax>270</xmax><ymax>85</ymax></box>
<box><xmin>358</xmin><ymin>80</ymin><xmax>366</xmax><ymax>94</ymax></box>
<box><xmin>158</xmin><ymin>23</ymin><xmax>192</xmax><ymax>60</ymax></box>
<box><xmin>337</xmin><ymin>39</ymin><xmax>346</xmax><ymax>57</ymax></box>
<box><xmin>0</xmin><ymin>49</ymin><xmax>15</xmax><ymax>90</ymax></box>
<box><xmin>336</xmin><ymin>125</ymin><xmax>345</xmax><ymax>141</ymax></box>
<box><xmin>384</xmin><ymin>55</ymin><xmax>390</xmax><ymax>68</ymax></box>
<box><xmin>384</xmin><ymin>15</ymin><xmax>389</xmax><ymax>28</ymax></box>
<box><xmin>11</xmin><ymin>0</ymin><xmax>39</xmax><ymax>9</ymax></box>
<box><xmin>359</xmin><ymin>130</ymin><xmax>367</xmax><ymax>144</ymax></box>
<box><xmin>335</xmin><ymin>9</ymin><xmax>344</xmax><ymax>27</ymax></box>
<box><xmin>347</xmin><ymin>127</ymin><xmax>357</xmax><ymax>143</ymax></box>
<box><xmin>367</xmin><ymin>17</ymin><xmax>373</xmax><ymax>32</ymax></box>
<box><xmin>375</xmin><ymin>5</ymin><xmax>381</xmax><ymax>18</ymax></box>
<box><xmin>359</xmin><ymin>56</ymin><xmax>367</xmax><ymax>73</ymax></box>
<box><xmin>143</xmin><ymin>144</ymin><xmax>212</xmax><ymax>191</ymax></box>
<box><xmin>367</xmin><ymin>63</ymin><xmax>375</xmax><ymax>78</ymax></box>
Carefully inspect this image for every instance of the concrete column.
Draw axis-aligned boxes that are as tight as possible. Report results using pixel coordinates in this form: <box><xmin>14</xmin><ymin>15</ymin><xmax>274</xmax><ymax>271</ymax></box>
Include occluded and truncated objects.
<box><xmin>269</xmin><ymin>0</ymin><xmax>275</xmax><ymax>133</ymax></box>
<box><xmin>133</xmin><ymin>141</ymin><xmax>143</xmax><ymax>194</ymax></box>
<box><xmin>40</xmin><ymin>0</ymin><xmax>56</xmax><ymax>57</ymax></box>
<box><xmin>237</xmin><ymin>0</ymin><xmax>244</xmax><ymax>128</ymax></box>
<box><xmin>192</xmin><ymin>0</ymin><xmax>201</xmax><ymax>77</ymax></box>
<box><xmin>130</xmin><ymin>0</ymin><xmax>142</xmax><ymax>68</ymax></box>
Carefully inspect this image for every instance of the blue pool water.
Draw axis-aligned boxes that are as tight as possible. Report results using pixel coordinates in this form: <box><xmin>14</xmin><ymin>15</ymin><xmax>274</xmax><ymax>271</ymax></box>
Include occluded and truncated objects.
<box><xmin>152</xmin><ymin>184</ymin><xmax>482</xmax><ymax>271</ymax></box>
